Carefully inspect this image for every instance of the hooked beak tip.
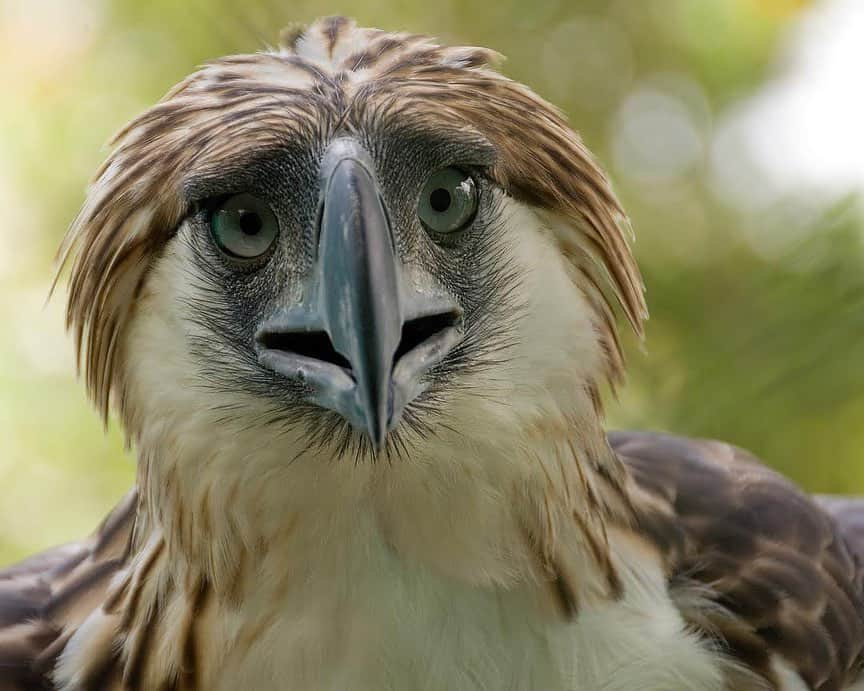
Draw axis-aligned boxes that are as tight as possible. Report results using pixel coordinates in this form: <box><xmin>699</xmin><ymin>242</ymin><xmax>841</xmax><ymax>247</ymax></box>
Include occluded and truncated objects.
<box><xmin>370</xmin><ymin>428</ymin><xmax>388</xmax><ymax>452</ymax></box>
<box><xmin>362</xmin><ymin>390</ymin><xmax>391</xmax><ymax>451</ymax></box>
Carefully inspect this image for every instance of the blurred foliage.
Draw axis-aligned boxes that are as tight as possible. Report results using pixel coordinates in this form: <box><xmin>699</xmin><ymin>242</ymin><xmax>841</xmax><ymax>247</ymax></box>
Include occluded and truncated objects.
<box><xmin>1</xmin><ymin>0</ymin><xmax>863</xmax><ymax>564</ymax></box>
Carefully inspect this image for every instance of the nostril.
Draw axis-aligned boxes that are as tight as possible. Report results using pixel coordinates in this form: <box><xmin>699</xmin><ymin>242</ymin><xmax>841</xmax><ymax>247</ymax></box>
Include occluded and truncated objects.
<box><xmin>393</xmin><ymin>310</ymin><xmax>461</xmax><ymax>364</ymax></box>
<box><xmin>258</xmin><ymin>330</ymin><xmax>352</xmax><ymax>371</ymax></box>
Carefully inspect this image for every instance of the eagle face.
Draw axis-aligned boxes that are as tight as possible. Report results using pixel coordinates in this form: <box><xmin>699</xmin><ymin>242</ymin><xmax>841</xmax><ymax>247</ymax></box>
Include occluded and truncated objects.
<box><xmin>166</xmin><ymin>126</ymin><xmax>518</xmax><ymax>453</ymax></box>
<box><xmin>65</xmin><ymin>18</ymin><xmax>643</xmax><ymax>467</ymax></box>
<box><xmin>131</xmin><ymin>129</ymin><xmax>595</xmax><ymax>463</ymax></box>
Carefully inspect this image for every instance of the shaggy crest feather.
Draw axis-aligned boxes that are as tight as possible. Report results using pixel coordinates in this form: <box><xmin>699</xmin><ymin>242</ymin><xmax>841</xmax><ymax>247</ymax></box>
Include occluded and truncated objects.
<box><xmin>55</xmin><ymin>15</ymin><xmax>645</xmax><ymax>425</ymax></box>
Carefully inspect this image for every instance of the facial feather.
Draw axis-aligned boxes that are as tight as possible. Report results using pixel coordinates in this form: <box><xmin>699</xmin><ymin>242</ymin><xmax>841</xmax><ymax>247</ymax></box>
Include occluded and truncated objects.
<box><xmin>123</xmin><ymin>186</ymin><xmax>610</xmax><ymax>579</ymax></box>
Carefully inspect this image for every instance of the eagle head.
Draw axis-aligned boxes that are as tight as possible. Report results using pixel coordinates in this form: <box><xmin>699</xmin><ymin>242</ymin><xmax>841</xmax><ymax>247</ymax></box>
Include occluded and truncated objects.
<box><xmin>58</xmin><ymin>18</ymin><xmax>645</xmax><ymax>574</ymax></box>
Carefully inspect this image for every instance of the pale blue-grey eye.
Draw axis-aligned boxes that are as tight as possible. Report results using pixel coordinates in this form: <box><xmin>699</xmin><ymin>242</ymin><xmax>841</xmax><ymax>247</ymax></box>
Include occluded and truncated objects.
<box><xmin>210</xmin><ymin>194</ymin><xmax>279</xmax><ymax>260</ymax></box>
<box><xmin>418</xmin><ymin>167</ymin><xmax>478</xmax><ymax>234</ymax></box>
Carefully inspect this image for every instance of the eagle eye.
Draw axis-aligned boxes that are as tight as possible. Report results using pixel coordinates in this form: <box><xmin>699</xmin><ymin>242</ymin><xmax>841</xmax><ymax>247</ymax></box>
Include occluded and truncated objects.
<box><xmin>210</xmin><ymin>193</ymin><xmax>279</xmax><ymax>261</ymax></box>
<box><xmin>418</xmin><ymin>167</ymin><xmax>478</xmax><ymax>235</ymax></box>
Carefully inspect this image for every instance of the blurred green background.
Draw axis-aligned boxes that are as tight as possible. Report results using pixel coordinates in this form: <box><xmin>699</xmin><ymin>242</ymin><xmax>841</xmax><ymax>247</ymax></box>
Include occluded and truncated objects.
<box><xmin>2</xmin><ymin>0</ymin><xmax>863</xmax><ymax>564</ymax></box>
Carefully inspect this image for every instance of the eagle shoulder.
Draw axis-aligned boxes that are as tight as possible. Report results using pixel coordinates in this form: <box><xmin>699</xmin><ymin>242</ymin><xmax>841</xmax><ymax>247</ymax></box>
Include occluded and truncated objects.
<box><xmin>610</xmin><ymin>430</ymin><xmax>864</xmax><ymax>691</ymax></box>
<box><xmin>0</xmin><ymin>491</ymin><xmax>136</xmax><ymax>690</ymax></box>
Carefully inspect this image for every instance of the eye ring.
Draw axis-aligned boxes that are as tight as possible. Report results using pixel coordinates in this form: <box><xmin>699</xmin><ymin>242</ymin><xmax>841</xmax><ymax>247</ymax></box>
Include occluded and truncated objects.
<box><xmin>209</xmin><ymin>193</ymin><xmax>279</xmax><ymax>262</ymax></box>
<box><xmin>417</xmin><ymin>167</ymin><xmax>478</xmax><ymax>236</ymax></box>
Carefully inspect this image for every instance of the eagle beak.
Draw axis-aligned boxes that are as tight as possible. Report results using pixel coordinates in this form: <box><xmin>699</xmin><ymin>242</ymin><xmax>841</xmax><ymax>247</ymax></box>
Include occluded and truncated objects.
<box><xmin>316</xmin><ymin>140</ymin><xmax>401</xmax><ymax>448</ymax></box>
<box><xmin>256</xmin><ymin>138</ymin><xmax>462</xmax><ymax>450</ymax></box>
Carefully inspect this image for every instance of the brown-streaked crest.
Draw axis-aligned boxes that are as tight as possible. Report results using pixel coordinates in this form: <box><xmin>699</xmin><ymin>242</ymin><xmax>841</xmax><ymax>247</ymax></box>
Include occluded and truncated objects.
<box><xmin>56</xmin><ymin>16</ymin><xmax>647</xmax><ymax>426</ymax></box>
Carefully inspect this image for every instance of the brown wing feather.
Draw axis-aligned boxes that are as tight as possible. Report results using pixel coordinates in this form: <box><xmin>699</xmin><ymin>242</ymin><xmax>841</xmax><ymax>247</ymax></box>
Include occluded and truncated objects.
<box><xmin>0</xmin><ymin>491</ymin><xmax>137</xmax><ymax>690</ymax></box>
<box><xmin>818</xmin><ymin>497</ymin><xmax>864</xmax><ymax>565</ymax></box>
<box><xmin>610</xmin><ymin>430</ymin><xmax>864</xmax><ymax>691</ymax></box>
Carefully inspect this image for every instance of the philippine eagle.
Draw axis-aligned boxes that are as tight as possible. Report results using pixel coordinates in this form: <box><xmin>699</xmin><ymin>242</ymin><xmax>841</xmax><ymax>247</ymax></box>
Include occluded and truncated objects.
<box><xmin>1</xmin><ymin>16</ymin><xmax>862</xmax><ymax>691</ymax></box>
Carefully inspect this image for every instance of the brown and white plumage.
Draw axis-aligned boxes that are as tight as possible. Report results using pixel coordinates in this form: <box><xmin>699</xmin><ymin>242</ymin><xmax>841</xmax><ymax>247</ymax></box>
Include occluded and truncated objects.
<box><xmin>3</xmin><ymin>16</ymin><xmax>864</xmax><ymax>690</ymax></box>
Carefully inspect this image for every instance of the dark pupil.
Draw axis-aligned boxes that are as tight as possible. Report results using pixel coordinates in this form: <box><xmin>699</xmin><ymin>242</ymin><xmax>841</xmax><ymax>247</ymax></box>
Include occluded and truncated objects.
<box><xmin>430</xmin><ymin>188</ymin><xmax>451</xmax><ymax>213</ymax></box>
<box><xmin>238</xmin><ymin>210</ymin><xmax>262</xmax><ymax>236</ymax></box>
